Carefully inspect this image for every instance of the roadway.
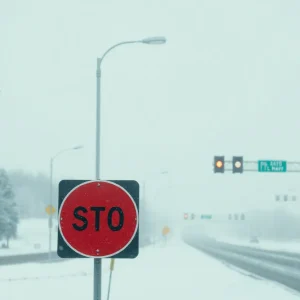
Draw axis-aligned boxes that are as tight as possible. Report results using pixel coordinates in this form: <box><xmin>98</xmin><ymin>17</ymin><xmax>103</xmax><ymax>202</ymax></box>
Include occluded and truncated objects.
<box><xmin>183</xmin><ymin>235</ymin><xmax>300</xmax><ymax>293</ymax></box>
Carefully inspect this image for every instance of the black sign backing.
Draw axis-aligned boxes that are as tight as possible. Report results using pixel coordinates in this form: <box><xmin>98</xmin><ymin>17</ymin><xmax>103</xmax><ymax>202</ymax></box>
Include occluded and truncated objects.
<box><xmin>57</xmin><ymin>180</ymin><xmax>139</xmax><ymax>259</ymax></box>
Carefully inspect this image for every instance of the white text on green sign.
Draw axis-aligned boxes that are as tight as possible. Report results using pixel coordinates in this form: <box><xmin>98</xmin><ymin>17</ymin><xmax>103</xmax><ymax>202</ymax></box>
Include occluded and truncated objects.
<box><xmin>201</xmin><ymin>215</ymin><xmax>212</xmax><ymax>220</ymax></box>
<box><xmin>258</xmin><ymin>160</ymin><xmax>287</xmax><ymax>172</ymax></box>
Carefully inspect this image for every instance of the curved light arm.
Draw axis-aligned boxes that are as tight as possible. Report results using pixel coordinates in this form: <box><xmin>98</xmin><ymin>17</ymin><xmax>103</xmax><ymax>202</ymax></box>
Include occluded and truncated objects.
<box><xmin>97</xmin><ymin>36</ymin><xmax>166</xmax><ymax>69</ymax></box>
<box><xmin>98</xmin><ymin>40</ymin><xmax>141</xmax><ymax>69</ymax></box>
<box><xmin>51</xmin><ymin>145</ymin><xmax>83</xmax><ymax>161</ymax></box>
<box><xmin>52</xmin><ymin>148</ymin><xmax>72</xmax><ymax>161</ymax></box>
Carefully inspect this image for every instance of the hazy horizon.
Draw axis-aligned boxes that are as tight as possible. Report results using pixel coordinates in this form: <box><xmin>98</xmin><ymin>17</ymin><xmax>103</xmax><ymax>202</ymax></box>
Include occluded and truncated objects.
<box><xmin>2</xmin><ymin>0</ymin><xmax>300</xmax><ymax>217</ymax></box>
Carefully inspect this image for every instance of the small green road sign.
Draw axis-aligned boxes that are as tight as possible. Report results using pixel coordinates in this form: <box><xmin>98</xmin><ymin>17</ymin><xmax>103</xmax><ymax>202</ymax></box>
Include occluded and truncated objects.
<box><xmin>258</xmin><ymin>160</ymin><xmax>287</xmax><ymax>172</ymax></box>
<box><xmin>201</xmin><ymin>214</ymin><xmax>212</xmax><ymax>220</ymax></box>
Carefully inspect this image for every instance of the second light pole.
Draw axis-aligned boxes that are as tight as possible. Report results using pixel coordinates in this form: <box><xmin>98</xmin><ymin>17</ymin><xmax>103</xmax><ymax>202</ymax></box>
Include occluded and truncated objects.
<box><xmin>48</xmin><ymin>145</ymin><xmax>83</xmax><ymax>261</ymax></box>
<box><xmin>94</xmin><ymin>36</ymin><xmax>167</xmax><ymax>300</ymax></box>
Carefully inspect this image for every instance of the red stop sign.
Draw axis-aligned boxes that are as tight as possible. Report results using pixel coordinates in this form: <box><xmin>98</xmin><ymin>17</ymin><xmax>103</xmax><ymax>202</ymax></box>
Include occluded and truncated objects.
<box><xmin>58</xmin><ymin>180</ymin><xmax>138</xmax><ymax>258</ymax></box>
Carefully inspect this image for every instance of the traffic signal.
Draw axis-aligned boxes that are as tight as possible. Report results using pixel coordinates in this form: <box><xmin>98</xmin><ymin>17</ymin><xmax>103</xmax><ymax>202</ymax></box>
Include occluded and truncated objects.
<box><xmin>240</xmin><ymin>213</ymin><xmax>245</xmax><ymax>220</ymax></box>
<box><xmin>191</xmin><ymin>213</ymin><xmax>195</xmax><ymax>220</ymax></box>
<box><xmin>228</xmin><ymin>214</ymin><xmax>232</xmax><ymax>220</ymax></box>
<box><xmin>184</xmin><ymin>213</ymin><xmax>188</xmax><ymax>220</ymax></box>
<box><xmin>214</xmin><ymin>156</ymin><xmax>225</xmax><ymax>173</ymax></box>
<box><xmin>232</xmin><ymin>156</ymin><xmax>243</xmax><ymax>173</ymax></box>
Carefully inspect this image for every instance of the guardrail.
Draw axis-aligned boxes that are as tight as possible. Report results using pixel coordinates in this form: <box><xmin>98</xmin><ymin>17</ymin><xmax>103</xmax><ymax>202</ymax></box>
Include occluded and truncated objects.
<box><xmin>0</xmin><ymin>238</ymin><xmax>153</xmax><ymax>266</ymax></box>
<box><xmin>0</xmin><ymin>252</ymin><xmax>60</xmax><ymax>266</ymax></box>
<box><xmin>183</xmin><ymin>236</ymin><xmax>300</xmax><ymax>292</ymax></box>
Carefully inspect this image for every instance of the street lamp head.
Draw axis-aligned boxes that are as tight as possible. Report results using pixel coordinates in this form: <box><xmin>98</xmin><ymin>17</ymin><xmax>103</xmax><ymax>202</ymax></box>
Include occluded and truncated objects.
<box><xmin>73</xmin><ymin>145</ymin><xmax>84</xmax><ymax>150</ymax></box>
<box><xmin>141</xmin><ymin>36</ymin><xmax>167</xmax><ymax>45</ymax></box>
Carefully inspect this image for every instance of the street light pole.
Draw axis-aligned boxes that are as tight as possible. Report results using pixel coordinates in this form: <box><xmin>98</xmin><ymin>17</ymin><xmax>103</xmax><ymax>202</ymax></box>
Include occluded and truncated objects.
<box><xmin>48</xmin><ymin>145</ymin><xmax>83</xmax><ymax>261</ymax></box>
<box><xmin>95</xmin><ymin>37</ymin><xmax>166</xmax><ymax>178</ymax></box>
<box><xmin>94</xmin><ymin>36</ymin><xmax>166</xmax><ymax>300</ymax></box>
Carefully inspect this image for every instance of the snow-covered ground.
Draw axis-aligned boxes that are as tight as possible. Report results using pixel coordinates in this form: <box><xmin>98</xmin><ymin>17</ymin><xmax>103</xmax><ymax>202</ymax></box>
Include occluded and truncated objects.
<box><xmin>0</xmin><ymin>218</ymin><xmax>58</xmax><ymax>256</ymax></box>
<box><xmin>0</xmin><ymin>232</ymin><xmax>299</xmax><ymax>300</ymax></box>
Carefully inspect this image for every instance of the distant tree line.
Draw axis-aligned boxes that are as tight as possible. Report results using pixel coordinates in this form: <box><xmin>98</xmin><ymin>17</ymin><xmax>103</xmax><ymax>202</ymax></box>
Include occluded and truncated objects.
<box><xmin>3</xmin><ymin>169</ymin><xmax>154</xmax><ymax>246</ymax></box>
<box><xmin>0</xmin><ymin>169</ymin><xmax>19</xmax><ymax>247</ymax></box>
<box><xmin>8</xmin><ymin>170</ymin><xmax>54</xmax><ymax>219</ymax></box>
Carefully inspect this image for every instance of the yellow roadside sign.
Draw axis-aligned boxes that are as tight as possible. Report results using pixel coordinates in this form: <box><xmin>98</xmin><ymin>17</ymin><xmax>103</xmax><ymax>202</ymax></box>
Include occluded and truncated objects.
<box><xmin>46</xmin><ymin>205</ymin><xmax>56</xmax><ymax>215</ymax></box>
<box><xmin>162</xmin><ymin>226</ymin><xmax>170</xmax><ymax>236</ymax></box>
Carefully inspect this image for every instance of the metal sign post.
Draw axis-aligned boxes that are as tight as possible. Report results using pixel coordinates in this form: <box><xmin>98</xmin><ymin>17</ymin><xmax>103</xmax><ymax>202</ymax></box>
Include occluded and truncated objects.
<box><xmin>94</xmin><ymin>258</ymin><xmax>101</xmax><ymax>300</ymax></box>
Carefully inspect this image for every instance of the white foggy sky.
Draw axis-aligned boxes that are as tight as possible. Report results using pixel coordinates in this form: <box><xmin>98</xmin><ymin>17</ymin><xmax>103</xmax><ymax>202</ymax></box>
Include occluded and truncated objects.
<box><xmin>1</xmin><ymin>0</ymin><xmax>300</xmax><ymax>216</ymax></box>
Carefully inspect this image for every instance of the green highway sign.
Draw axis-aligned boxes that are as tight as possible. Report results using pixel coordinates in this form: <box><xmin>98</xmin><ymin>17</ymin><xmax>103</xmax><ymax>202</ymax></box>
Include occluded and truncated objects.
<box><xmin>201</xmin><ymin>214</ymin><xmax>212</xmax><ymax>220</ymax></box>
<box><xmin>258</xmin><ymin>160</ymin><xmax>287</xmax><ymax>172</ymax></box>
